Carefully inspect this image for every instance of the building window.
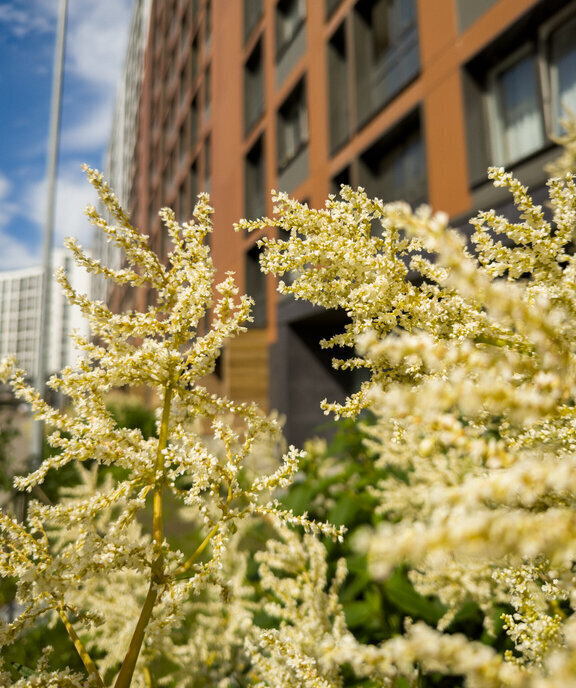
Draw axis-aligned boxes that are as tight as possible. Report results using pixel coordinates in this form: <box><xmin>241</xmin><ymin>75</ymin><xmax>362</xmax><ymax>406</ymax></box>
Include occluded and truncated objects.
<box><xmin>179</xmin><ymin>122</ymin><xmax>187</xmax><ymax>166</ymax></box>
<box><xmin>189</xmin><ymin>159</ymin><xmax>198</xmax><ymax>206</ymax></box>
<box><xmin>327</xmin><ymin>23</ymin><xmax>349</xmax><ymax>152</ymax></box>
<box><xmin>245</xmin><ymin>245</ymin><xmax>267</xmax><ymax>328</ymax></box>
<box><xmin>190</xmin><ymin>96</ymin><xmax>199</xmax><ymax>147</ymax></box>
<box><xmin>488</xmin><ymin>50</ymin><xmax>545</xmax><ymax>166</ymax></box>
<box><xmin>548</xmin><ymin>13</ymin><xmax>576</xmax><ymax>134</ymax></box>
<box><xmin>180</xmin><ymin>62</ymin><xmax>189</xmax><ymax>106</ymax></box>
<box><xmin>465</xmin><ymin>4</ymin><xmax>576</xmax><ymax>178</ymax></box>
<box><xmin>354</xmin><ymin>0</ymin><xmax>419</xmax><ymax>123</ymax></box>
<box><xmin>359</xmin><ymin>113</ymin><xmax>426</xmax><ymax>207</ymax></box>
<box><xmin>181</xmin><ymin>7</ymin><xmax>189</xmax><ymax>53</ymax></box>
<box><xmin>244</xmin><ymin>39</ymin><xmax>264</xmax><ymax>134</ymax></box>
<box><xmin>204</xmin><ymin>135</ymin><xmax>211</xmax><ymax>187</ymax></box>
<box><xmin>191</xmin><ymin>37</ymin><xmax>199</xmax><ymax>81</ymax></box>
<box><xmin>277</xmin><ymin>79</ymin><xmax>308</xmax><ymax>170</ymax></box>
<box><xmin>276</xmin><ymin>0</ymin><xmax>306</xmax><ymax>58</ymax></box>
<box><xmin>148</xmin><ymin>200</ymin><xmax>157</xmax><ymax>234</ymax></box>
<box><xmin>179</xmin><ymin>181</ymin><xmax>188</xmax><ymax>222</ymax></box>
<box><xmin>205</xmin><ymin>0</ymin><xmax>211</xmax><ymax>46</ymax></box>
<box><xmin>165</xmin><ymin>96</ymin><xmax>176</xmax><ymax>139</ymax></box>
<box><xmin>370</xmin><ymin>0</ymin><xmax>416</xmax><ymax>61</ymax></box>
<box><xmin>245</xmin><ymin>136</ymin><xmax>266</xmax><ymax>220</ymax></box>
<box><xmin>326</xmin><ymin>0</ymin><xmax>344</xmax><ymax>18</ymax></box>
<box><xmin>244</xmin><ymin>0</ymin><xmax>263</xmax><ymax>40</ymax></box>
<box><xmin>164</xmin><ymin>148</ymin><xmax>176</xmax><ymax>199</ymax></box>
<box><xmin>204</xmin><ymin>65</ymin><xmax>211</xmax><ymax>119</ymax></box>
<box><xmin>331</xmin><ymin>166</ymin><xmax>351</xmax><ymax>195</ymax></box>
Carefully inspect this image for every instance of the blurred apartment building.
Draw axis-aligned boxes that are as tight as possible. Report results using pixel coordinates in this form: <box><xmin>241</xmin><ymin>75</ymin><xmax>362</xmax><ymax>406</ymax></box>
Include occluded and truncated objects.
<box><xmin>0</xmin><ymin>250</ymin><xmax>91</xmax><ymax>381</ymax></box>
<box><xmin>104</xmin><ymin>0</ymin><xmax>576</xmax><ymax>445</ymax></box>
<box><xmin>93</xmin><ymin>0</ymin><xmax>153</xmax><ymax>304</ymax></box>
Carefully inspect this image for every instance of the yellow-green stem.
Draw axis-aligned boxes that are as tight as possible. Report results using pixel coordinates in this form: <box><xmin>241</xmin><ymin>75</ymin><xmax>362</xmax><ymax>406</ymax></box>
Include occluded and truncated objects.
<box><xmin>175</xmin><ymin>485</ymin><xmax>232</xmax><ymax>578</ymax></box>
<box><xmin>143</xmin><ymin>665</ymin><xmax>156</xmax><ymax>687</ymax></box>
<box><xmin>152</xmin><ymin>384</ymin><xmax>174</xmax><ymax>556</ymax></box>
<box><xmin>57</xmin><ymin>607</ymin><xmax>104</xmax><ymax>688</ymax></box>
<box><xmin>175</xmin><ymin>523</ymin><xmax>220</xmax><ymax>577</ymax></box>
<box><xmin>114</xmin><ymin>582</ymin><xmax>158</xmax><ymax>688</ymax></box>
<box><xmin>114</xmin><ymin>384</ymin><xmax>174</xmax><ymax>688</ymax></box>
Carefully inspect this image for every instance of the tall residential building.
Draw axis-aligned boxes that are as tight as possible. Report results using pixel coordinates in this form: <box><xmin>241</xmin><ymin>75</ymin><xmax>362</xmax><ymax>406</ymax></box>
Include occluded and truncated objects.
<box><xmin>0</xmin><ymin>250</ymin><xmax>91</xmax><ymax>380</ymax></box>
<box><xmin>110</xmin><ymin>0</ymin><xmax>576</xmax><ymax>445</ymax></box>
<box><xmin>93</xmin><ymin>0</ymin><xmax>152</xmax><ymax>306</ymax></box>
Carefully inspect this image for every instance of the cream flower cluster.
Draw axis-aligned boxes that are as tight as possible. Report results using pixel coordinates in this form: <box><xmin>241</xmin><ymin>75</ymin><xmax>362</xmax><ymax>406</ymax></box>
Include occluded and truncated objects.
<box><xmin>241</xmin><ymin>167</ymin><xmax>576</xmax><ymax>685</ymax></box>
<box><xmin>246</xmin><ymin>520</ymin><xmax>349</xmax><ymax>688</ymax></box>
<box><xmin>0</xmin><ymin>167</ymin><xmax>342</xmax><ymax>687</ymax></box>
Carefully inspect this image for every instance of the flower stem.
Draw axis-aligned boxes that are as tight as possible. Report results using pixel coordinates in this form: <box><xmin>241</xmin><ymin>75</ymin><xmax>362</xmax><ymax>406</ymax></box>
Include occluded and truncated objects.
<box><xmin>113</xmin><ymin>582</ymin><xmax>159</xmax><ymax>688</ymax></box>
<box><xmin>114</xmin><ymin>383</ymin><xmax>174</xmax><ymax>688</ymax></box>
<box><xmin>175</xmin><ymin>485</ymin><xmax>233</xmax><ymax>578</ymax></box>
<box><xmin>57</xmin><ymin>607</ymin><xmax>104</xmax><ymax>688</ymax></box>
<box><xmin>175</xmin><ymin>523</ymin><xmax>220</xmax><ymax>578</ymax></box>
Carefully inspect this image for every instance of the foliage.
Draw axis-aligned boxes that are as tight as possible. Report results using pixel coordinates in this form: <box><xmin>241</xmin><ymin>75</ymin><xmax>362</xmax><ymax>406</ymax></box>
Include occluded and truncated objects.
<box><xmin>106</xmin><ymin>396</ymin><xmax>157</xmax><ymax>441</ymax></box>
<box><xmin>0</xmin><ymin>415</ymin><xmax>19</xmax><ymax>492</ymax></box>
<box><xmin>281</xmin><ymin>421</ymin><xmax>448</xmax><ymax>646</ymax></box>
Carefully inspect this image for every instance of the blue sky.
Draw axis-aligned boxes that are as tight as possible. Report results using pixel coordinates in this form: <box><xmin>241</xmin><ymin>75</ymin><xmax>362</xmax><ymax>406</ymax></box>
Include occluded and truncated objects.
<box><xmin>0</xmin><ymin>0</ymin><xmax>133</xmax><ymax>270</ymax></box>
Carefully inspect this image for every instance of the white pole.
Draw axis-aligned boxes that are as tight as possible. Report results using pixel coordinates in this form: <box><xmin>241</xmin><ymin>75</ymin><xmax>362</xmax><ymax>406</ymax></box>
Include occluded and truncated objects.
<box><xmin>31</xmin><ymin>0</ymin><xmax>68</xmax><ymax>469</ymax></box>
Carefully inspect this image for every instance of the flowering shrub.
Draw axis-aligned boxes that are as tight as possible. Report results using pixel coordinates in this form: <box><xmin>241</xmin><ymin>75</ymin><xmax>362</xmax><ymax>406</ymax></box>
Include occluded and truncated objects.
<box><xmin>1</xmin><ymin>155</ymin><xmax>576</xmax><ymax>686</ymax></box>
<box><xmin>239</xmin><ymin>166</ymin><xmax>576</xmax><ymax>686</ymax></box>
<box><xmin>0</xmin><ymin>167</ymin><xmax>341</xmax><ymax>687</ymax></box>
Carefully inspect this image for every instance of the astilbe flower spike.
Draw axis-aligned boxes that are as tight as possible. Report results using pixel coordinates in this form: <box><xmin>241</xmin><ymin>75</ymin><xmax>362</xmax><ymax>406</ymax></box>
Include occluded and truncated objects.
<box><xmin>238</xmin><ymin>165</ymin><xmax>576</xmax><ymax>686</ymax></box>
<box><xmin>0</xmin><ymin>167</ymin><xmax>342</xmax><ymax>688</ymax></box>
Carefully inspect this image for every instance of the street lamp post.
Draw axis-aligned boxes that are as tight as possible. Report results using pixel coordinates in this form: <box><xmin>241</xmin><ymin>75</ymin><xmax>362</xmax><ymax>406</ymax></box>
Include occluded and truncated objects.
<box><xmin>31</xmin><ymin>0</ymin><xmax>69</xmax><ymax>469</ymax></box>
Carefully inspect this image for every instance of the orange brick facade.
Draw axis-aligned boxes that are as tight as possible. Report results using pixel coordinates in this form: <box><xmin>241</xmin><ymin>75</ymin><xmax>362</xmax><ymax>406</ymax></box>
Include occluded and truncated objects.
<box><xmin>116</xmin><ymin>0</ymin><xmax>575</xmax><ymax>444</ymax></box>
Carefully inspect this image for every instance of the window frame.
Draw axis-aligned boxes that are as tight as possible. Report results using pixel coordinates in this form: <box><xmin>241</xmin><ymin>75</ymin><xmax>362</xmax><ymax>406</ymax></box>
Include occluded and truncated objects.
<box><xmin>358</xmin><ymin>112</ymin><xmax>427</xmax><ymax>207</ymax></box>
<box><xmin>539</xmin><ymin>4</ymin><xmax>576</xmax><ymax>136</ymax></box>
<box><xmin>277</xmin><ymin>79</ymin><xmax>309</xmax><ymax>171</ymax></box>
<box><xmin>486</xmin><ymin>44</ymin><xmax>546</xmax><ymax>167</ymax></box>
<box><xmin>275</xmin><ymin>0</ymin><xmax>307</xmax><ymax>60</ymax></box>
<box><xmin>244</xmin><ymin>38</ymin><xmax>265</xmax><ymax>134</ymax></box>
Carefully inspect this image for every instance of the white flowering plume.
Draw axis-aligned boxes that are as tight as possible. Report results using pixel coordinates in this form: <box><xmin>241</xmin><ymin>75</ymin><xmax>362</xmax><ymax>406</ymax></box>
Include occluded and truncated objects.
<box><xmin>239</xmin><ymin>168</ymin><xmax>576</xmax><ymax>685</ymax></box>
<box><xmin>246</xmin><ymin>520</ymin><xmax>349</xmax><ymax>688</ymax></box>
<box><xmin>0</xmin><ymin>167</ymin><xmax>342</xmax><ymax>688</ymax></box>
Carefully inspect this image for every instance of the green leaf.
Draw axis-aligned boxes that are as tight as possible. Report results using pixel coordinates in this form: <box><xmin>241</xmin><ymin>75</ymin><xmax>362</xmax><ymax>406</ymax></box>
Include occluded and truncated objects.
<box><xmin>344</xmin><ymin>600</ymin><xmax>377</xmax><ymax>627</ymax></box>
<box><xmin>383</xmin><ymin>568</ymin><xmax>445</xmax><ymax>625</ymax></box>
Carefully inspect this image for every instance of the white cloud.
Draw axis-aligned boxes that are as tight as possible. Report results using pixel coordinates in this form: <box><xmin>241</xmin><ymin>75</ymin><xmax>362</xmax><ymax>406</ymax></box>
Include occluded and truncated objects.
<box><xmin>59</xmin><ymin>0</ymin><xmax>133</xmax><ymax>156</ymax></box>
<box><xmin>0</xmin><ymin>2</ymin><xmax>53</xmax><ymax>37</ymax></box>
<box><xmin>0</xmin><ymin>0</ymin><xmax>134</xmax><ymax>269</ymax></box>
<box><xmin>22</xmin><ymin>168</ymin><xmax>98</xmax><ymax>251</ymax></box>
<box><xmin>0</xmin><ymin>166</ymin><xmax>98</xmax><ymax>271</ymax></box>
<box><xmin>2</xmin><ymin>0</ymin><xmax>133</xmax><ymax>154</ymax></box>
<box><xmin>0</xmin><ymin>173</ymin><xmax>16</xmax><ymax>229</ymax></box>
<box><xmin>0</xmin><ymin>174</ymin><xmax>35</xmax><ymax>270</ymax></box>
<box><xmin>65</xmin><ymin>1</ymin><xmax>133</xmax><ymax>89</ymax></box>
<box><xmin>0</xmin><ymin>174</ymin><xmax>39</xmax><ymax>269</ymax></box>
<box><xmin>61</xmin><ymin>99</ymin><xmax>116</xmax><ymax>153</ymax></box>
<box><xmin>0</xmin><ymin>0</ymin><xmax>133</xmax><ymax>79</ymax></box>
<box><xmin>62</xmin><ymin>1</ymin><xmax>133</xmax><ymax>156</ymax></box>
<box><xmin>0</xmin><ymin>231</ymin><xmax>42</xmax><ymax>270</ymax></box>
